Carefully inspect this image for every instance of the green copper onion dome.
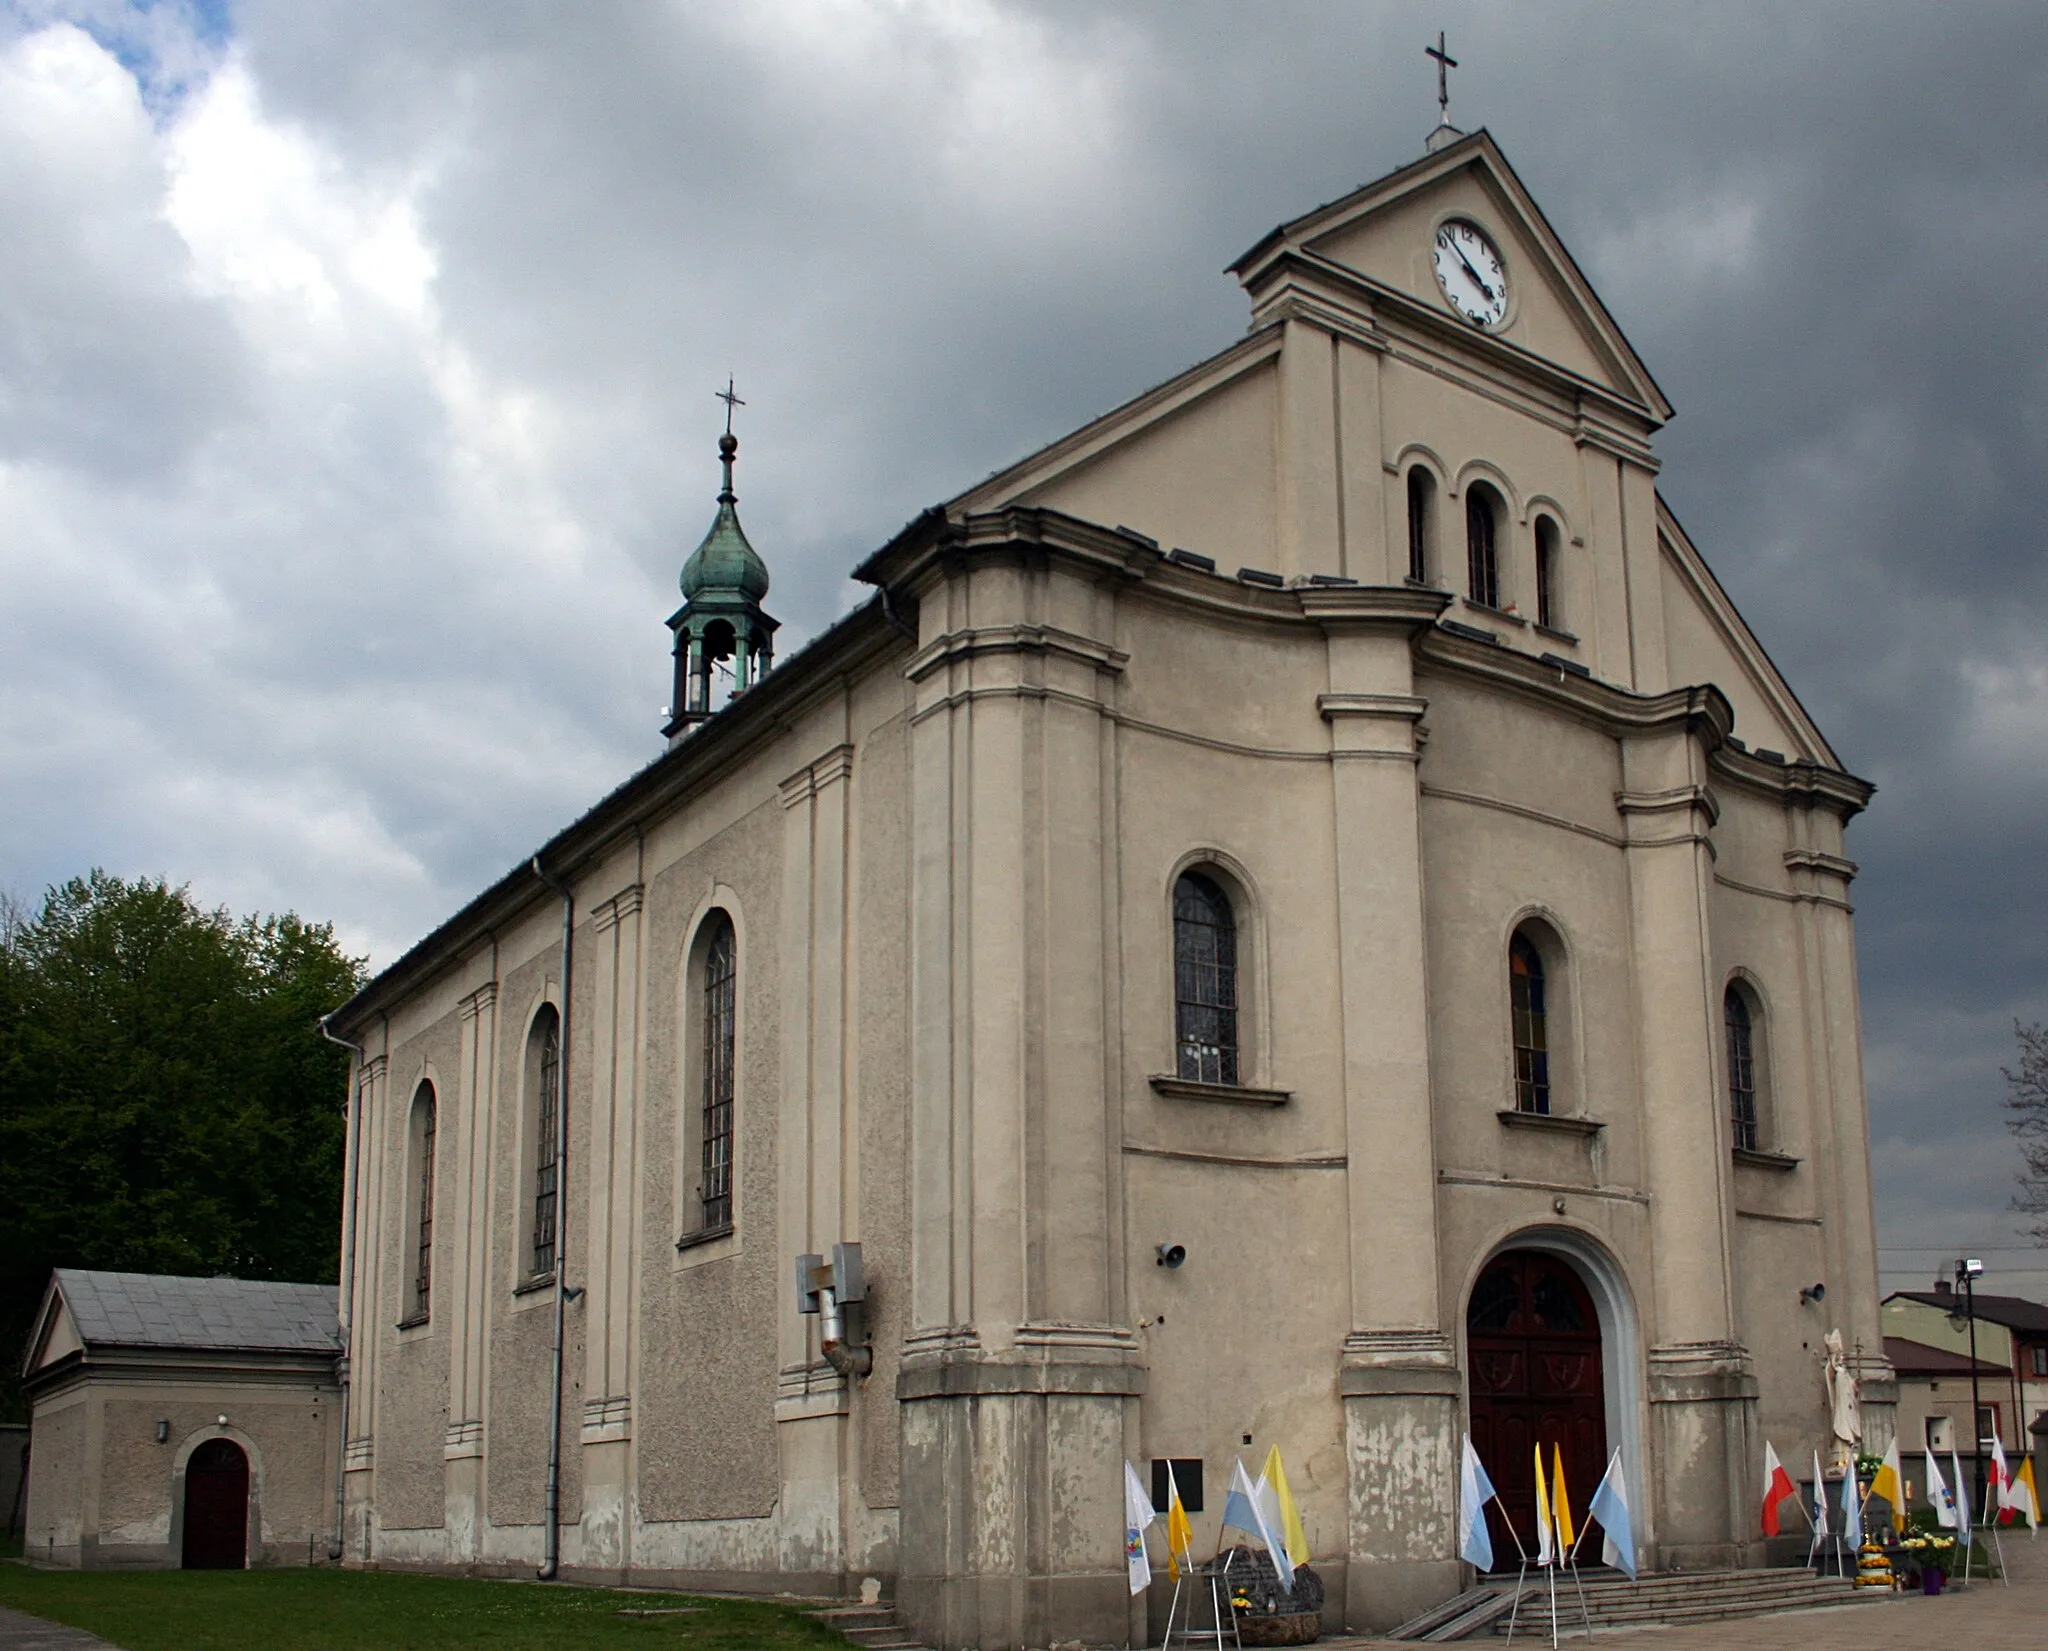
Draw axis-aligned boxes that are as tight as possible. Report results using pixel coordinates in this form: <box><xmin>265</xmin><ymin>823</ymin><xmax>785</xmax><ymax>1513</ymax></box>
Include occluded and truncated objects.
<box><xmin>680</xmin><ymin>432</ymin><xmax>771</xmax><ymax>603</ymax></box>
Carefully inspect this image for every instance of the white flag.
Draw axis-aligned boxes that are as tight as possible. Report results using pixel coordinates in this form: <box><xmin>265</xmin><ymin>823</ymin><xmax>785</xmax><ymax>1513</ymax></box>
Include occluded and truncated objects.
<box><xmin>1925</xmin><ymin>1450</ymin><xmax>1957</xmax><ymax>1529</ymax></box>
<box><xmin>1952</xmin><ymin>1449</ymin><xmax>1973</xmax><ymax>1548</ymax></box>
<box><xmin>1810</xmin><ymin>1450</ymin><xmax>1829</xmax><ymax>1538</ymax></box>
<box><xmin>1123</xmin><ymin>1460</ymin><xmax>1155</xmax><ymax>1594</ymax></box>
<box><xmin>1251</xmin><ymin>1465</ymin><xmax>1297</xmax><ymax>1591</ymax></box>
<box><xmin>1221</xmin><ymin>1457</ymin><xmax>1289</xmax><ymax>1587</ymax></box>
<box><xmin>1991</xmin><ymin>1433</ymin><xmax>2020</xmax><ymax>1522</ymax></box>
<box><xmin>1459</xmin><ymin>1435</ymin><xmax>1497</xmax><ymax>1572</ymax></box>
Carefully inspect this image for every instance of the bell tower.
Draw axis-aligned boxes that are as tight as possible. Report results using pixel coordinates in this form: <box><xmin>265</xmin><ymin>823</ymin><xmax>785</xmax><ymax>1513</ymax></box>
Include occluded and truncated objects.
<box><xmin>665</xmin><ymin>396</ymin><xmax>777</xmax><ymax>746</ymax></box>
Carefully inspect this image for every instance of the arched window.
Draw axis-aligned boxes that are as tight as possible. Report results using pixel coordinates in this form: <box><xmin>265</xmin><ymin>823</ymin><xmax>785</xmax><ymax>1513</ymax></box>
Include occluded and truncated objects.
<box><xmin>1534</xmin><ymin>516</ymin><xmax>1561</xmax><ymax>630</ymax></box>
<box><xmin>1509</xmin><ymin>932</ymin><xmax>1549</xmax><ymax>1114</ymax></box>
<box><xmin>1726</xmin><ymin>985</ymin><xmax>1761</xmax><ymax>1151</ymax></box>
<box><xmin>1466</xmin><ymin>485</ymin><xmax>1501</xmax><ymax>610</ymax></box>
<box><xmin>407</xmin><ymin>1083</ymin><xmax>436</xmax><ymax>1323</ymax></box>
<box><xmin>530</xmin><ymin>1007</ymin><xmax>561</xmax><ymax>1280</ymax></box>
<box><xmin>699</xmin><ymin>913</ymin><xmax>738</xmax><ymax>1232</ymax></box>
<box><xmin>1174</xmin><ymin>872</ymin><xmax>1239</xmax><ymax>1085</ymax></box>
<box><xmin>1406</xmin><ymin>467</ymin><xmax>1436</xmax><ymax>584</ymax></box>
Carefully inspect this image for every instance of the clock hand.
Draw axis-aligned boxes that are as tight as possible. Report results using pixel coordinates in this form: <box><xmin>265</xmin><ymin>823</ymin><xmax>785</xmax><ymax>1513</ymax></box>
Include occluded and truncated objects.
<box><xmin>1452</xmin><ymin>243</ymin><xmax>1498</xmax><ymax>303</ymax></box>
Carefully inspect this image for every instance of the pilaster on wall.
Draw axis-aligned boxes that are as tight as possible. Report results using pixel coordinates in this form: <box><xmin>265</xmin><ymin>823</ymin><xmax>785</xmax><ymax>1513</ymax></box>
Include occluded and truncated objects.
<box><xmin>446</xmin><ymin>983</ymin><xmax>497</xmax><ymax>1560</ymax></box>
<box><xmin>1309</xmin><ymin>583</ymin><xmax>1459</xmax><ymax>1632</ymax></box>
<box><xmin>775</xmin><ymin>736</ymin><xmax>862</xmax><ymax>1581</ymax></box>
<box><xmin>1783</xmin><ymin>815</ymin><xmax>1896</xmax><ymax>1446</ymax></box>
<box><xmin>580</xmin><ymin>881</ymin><xmax>645</xmax><ymax>1573</ymax></box>
<box><xmin>1618</xmin><ymin>727</ymin><xmax>1754</xmax><ymax>1562</ymax></box>
<box><xmin>896</xmin><ymin>532</ymin><xmax>1141</xmax><ymax>1650</ymax></box>
<box><xmin>345</xmin><ymin>1051</ymin><xmax>388</xmax><ymax>1558</ymax></box>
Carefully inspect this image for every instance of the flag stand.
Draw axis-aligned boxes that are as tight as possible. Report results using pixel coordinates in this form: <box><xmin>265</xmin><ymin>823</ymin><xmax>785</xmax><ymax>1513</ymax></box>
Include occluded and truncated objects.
<box><xmin>1160</xmin><ymin>1559</ymin><xmax>1239</xmax><ymax>1651</ymax></box>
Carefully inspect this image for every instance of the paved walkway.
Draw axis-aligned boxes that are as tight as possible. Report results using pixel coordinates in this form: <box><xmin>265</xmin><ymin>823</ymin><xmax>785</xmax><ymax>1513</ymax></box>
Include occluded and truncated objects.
<box><xmin>1320</xmin><ymin>1535</ymin><xmax>2048</xmax><ymax>1651</ymax></box>
<box><xmin>0</xmin><ymin>1608</ymin><xmax>119</xmax><ymax>1651</ymax></box>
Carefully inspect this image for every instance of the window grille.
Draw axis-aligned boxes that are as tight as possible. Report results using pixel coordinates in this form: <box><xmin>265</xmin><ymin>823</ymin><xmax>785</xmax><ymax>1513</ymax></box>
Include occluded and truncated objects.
<box><xmin>1467</xmin><ymin>490</ymin><xmax>1500</xmax><ymax>609</ymax></box>
<box><xmin>1725</xmin><ymin>989</ymin><xmax>1758</xmax><ymax>1151</ymax></box>
<box><xmin>1509</xmin><ymin>933</ymin><xmax>1549</xmax><ymax>1113</ymax></box>
<box><xmin>1535</xmin><ymin>517</ymin><xmax>1560</xmax><ymax>629</ymax></box>
<box><xmin>700</xmin><ymin>917</ymin><xmax>737</xmax><ymax>1231</ymax></box>
<box><xmin>1407</xmin><ymin>468</ymin><xmax>1433</xmax><ymax>583</ymax></box>
<box><xmin>1174</xmin><ymin>872</ymin><xmax>1239</xmax><ymax>1086</ymax></box>
<box><xmin>533</xmin><ymin>1012</ymin><xmax>560</xmax><ymax>1278</ymax></box>
<box><xmin>413</xmin><ymin>1088</ymin><xmax>436</xmax><ymax>1319</ymax></box>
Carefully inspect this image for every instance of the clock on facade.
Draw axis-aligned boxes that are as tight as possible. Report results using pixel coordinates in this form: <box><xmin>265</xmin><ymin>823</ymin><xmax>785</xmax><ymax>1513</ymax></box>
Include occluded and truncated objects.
<box><xmin>1432</xmin><ymin>218</ymin><xmax>1509</xmax><ymax>327</ymax></box>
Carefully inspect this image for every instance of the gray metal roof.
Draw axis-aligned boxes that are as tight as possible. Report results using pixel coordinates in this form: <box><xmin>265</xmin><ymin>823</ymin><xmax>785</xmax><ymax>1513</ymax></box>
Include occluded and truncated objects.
<box><xmin>53</xmin><ymin>1269</ymin><xmax>339</xmax><ymax>1355</ymax></box>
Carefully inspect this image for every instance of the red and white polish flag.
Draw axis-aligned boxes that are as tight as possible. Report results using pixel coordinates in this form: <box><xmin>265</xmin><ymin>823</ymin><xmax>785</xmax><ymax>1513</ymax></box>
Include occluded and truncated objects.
<box><xmin>1761</xmin><ymin>1441</ymin><xmax>1798</xmax><ymax>1537</ymax></box>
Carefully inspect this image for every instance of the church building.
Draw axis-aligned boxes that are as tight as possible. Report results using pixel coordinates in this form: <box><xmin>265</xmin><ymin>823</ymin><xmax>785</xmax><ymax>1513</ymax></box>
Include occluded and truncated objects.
<box><xmin>324</xmin><ymin>127</ymin><xmax>1895</xmax><ymax>1647</ymax></box>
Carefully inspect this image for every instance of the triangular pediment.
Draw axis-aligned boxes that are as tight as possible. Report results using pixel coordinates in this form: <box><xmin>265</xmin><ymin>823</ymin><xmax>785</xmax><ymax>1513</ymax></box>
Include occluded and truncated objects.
<box><xmin>1231</xmin><ymin>129</ymin><xmax>1672</xmax><ymax>423</ymax></box>
<box><xmin>24</xmin><ymin>1277</ymin><xmax>82</xmax><ymax>1377</ymax></box>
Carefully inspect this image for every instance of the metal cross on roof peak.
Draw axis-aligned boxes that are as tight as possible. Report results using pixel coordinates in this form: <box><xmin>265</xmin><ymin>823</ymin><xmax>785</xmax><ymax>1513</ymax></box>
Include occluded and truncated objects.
<box><xmin>1426</xmin><ymin>31</ymin><xmax>1458</xmax><ymax>128</ymax></box>
<box><xmin>715</xmin><ymin>376</ymin><xmax>745</xmax><ymax>436</ymax></box>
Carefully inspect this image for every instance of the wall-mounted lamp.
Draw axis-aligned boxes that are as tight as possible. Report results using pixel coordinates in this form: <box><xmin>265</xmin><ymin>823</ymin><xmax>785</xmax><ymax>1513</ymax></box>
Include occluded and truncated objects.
<box><xmin>155</xmin><ymin>1420</ymin><xmax>169</xmax><ymax>1444</ymax></box>
<box><xmin>1799</xmin><ymin>1283</ymin><xmax>1827</xmax><ymax>1305</ymax></box>
<box><xmin>1156</xmin><ymin>1243</ymin><xmax>1187</xmax><ymax>1270</ymax></box>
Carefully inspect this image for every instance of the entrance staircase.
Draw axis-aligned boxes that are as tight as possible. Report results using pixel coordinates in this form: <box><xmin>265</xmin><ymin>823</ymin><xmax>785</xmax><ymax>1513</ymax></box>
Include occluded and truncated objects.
<box><xmin>1388</xmin><ymin>1567</ymin><xmax>1886</xmax><ymax>1640</ymax></box>
<box><xmin>808</xmin><ymin>1600</ymin><xmax>932</xmax><ymax>1651</ymax></box>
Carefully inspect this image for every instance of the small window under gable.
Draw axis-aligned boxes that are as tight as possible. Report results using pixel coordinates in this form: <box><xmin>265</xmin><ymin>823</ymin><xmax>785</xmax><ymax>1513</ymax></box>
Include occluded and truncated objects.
<box><xmin>1406</xmin><ymin>467</ymin><xmax>1436</xmax><ymax>584</ymax></box>
<box><xmin>1467</xmin><ymin>485</ymin><xmax>1501</xmax><ymax>610</ymax></box>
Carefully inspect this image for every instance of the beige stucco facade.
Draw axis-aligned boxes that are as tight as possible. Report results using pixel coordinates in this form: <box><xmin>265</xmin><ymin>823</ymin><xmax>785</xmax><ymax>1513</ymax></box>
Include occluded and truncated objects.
<box><xmin>328</xmin><ymin>132</ymin><xmax>1894</xmax><ymax>1647</ymax></box>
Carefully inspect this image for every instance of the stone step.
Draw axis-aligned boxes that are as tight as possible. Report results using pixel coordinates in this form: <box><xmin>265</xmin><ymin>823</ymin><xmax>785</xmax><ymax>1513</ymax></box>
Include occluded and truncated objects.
<box><xmin>807</xmin><ymin>1601</ymin><xmax>932</xmax><ymax>1651</ymax></box>
<box><xmin>1497</xmin><ymin>1584</ymin><xmax>1885</xmax><ymax>1634</ymax></box>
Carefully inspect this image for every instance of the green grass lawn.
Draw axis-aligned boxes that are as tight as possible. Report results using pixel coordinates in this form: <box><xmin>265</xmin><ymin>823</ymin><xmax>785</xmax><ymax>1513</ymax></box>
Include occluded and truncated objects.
<box><xmin>0</xmin><ymin>1565</ymin><xmax>850</xmax><ymax>1650</ymax></box>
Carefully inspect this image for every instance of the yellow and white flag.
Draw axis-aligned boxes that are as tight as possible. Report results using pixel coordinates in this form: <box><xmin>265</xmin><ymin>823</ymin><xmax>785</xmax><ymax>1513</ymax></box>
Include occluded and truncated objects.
<box><xmin>1551</xmin><ymin>1443</ymin><xmax>1576</xmax><ymax>1558</ymax></box>
<box><xmin>1257</xmin><ymin>1445</ymin><xmax>1311</xmax><ymax>1569</ymax></box>
<box><xmin>1534</xmin><ymin>1444</ymin><xmax>1555</xmax><ymax>1567</ymax></box>
<box><xmin>1867</xmin><ymin>1438</ymin><xmax>1906</xmax><ymax>1534</ymax></box>
<box><xmin>2016</xmin><ymin>1456</ymin><xmax>2043</xmax><ymax>1534</ymax></box>
<box><xmin>1164</xmin><ymin>1462</ymin><xmax>1194</xmax><ymax>1579</ymax></box>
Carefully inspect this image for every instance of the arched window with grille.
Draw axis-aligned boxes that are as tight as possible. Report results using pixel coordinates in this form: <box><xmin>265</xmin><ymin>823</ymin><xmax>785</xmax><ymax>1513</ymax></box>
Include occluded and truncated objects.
<box><xmin>1534</xmin><ymin>515</ymin><xmax>1562</xmax><ymax>630</ymax></box>
<box><xmin>1467</xmin><ymin>485</ymin><xmax>1502</xmax><ymax>610</ymax></box>
<box><xmin>1726</xmin><ymin>985</ymin><xmax>1761</xmax><ymax>1151</ymax></box>
<box><xmin>1406</xmin><ymin>467</ymin><xmax>1436</xmax><ymax>584</ymax></box>
<box><xmin>406</xmin><ymin>1082</ymin><xmax>436</xmax><ymax>1324</ymax></box>
<box><xmin>529</xmin><ymin>1007</ymin><xmax>562</xmax><ymax>1280</ymax></box>
<box><xmin>1174</xmin><ymin>872</ymin><xmax>1239</xmax><ymax>1086</ymax></box>
<box><xmin>698</xmin><ymin>913</ymin><xmax>738</xmax><ymax>1232</ymax></box>
<box><xmin>1509</xmin><ymin>932</ymin><xmax>1550</xmax><ymax>1114</ymax></box>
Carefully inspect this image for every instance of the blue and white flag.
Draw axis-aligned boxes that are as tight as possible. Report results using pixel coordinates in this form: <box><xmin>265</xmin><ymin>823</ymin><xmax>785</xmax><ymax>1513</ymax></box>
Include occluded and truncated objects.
<box><xmin>1926</xmin><ymin>1450</ymin><xmax>1958</xmax><ymax>1529</ymax></box>
<box><xmin>1221</xmin><ymin>1457</ymin><xmax>1291</xmax><ymax>1588</ymax></box>
<box><xmin>1585</xmin><ymin>1449</ymin><xmax>1636</xmax><ymax>1579</ymax></box>
<box><xmin>1952</xmin><ymin>1449</ymin><xmax>1974</xmax><ymax>1548</ymax></box>
<box><xmin>1459</xmin><ymin>1435</ymin><xmax>1497</xmax><ymax>1572</ymax></box>
<box><xmin>1811</xmin><ymin>1451</ymin><xmax>1829</xmax><ymax>1539</ymax></box>
<box><xmin>1838</xmin><ymin>1459</ymin><xmax>1862</xmax><ymax>1548</ymax></box>
<box><xmin>1123</xmin><ymin>1460</ymin><xmax>1156</xmax><ymax>1594</ymax></box>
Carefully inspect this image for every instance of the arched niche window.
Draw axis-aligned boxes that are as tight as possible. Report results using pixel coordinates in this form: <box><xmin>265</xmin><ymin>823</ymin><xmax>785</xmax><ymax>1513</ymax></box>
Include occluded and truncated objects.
<box><xmin>1406</xmin><ymin>467</ymin><xmax>1436</xmax><ymax>584</ymax></box>
<box><xmin>404</xmin><ymin>1082</ymin><xmax>436</xmax><ymax>1325</ymax></box>
<box><xmin>1725</xmin><ymin>982</ymin><xmax>1768</xmax><ymax>1152</ymax></box>
<box><xmin>1534</xmin><ymin>515</ymin><xmax>1562</xmax><ymax>630</ymax></box>
<box><xmin>1509</xmin><ymin>933</ymin><xmax>1550</xmax><ymax>1114</ymax></box>
<box><xmin>1466</xmin><ymin>483</ymin><xmax>1503</xmax><ymax>610</ymax></box>
<box><xmin>525</xmin><ymin>1006</ymin><xmax>562</xmax><ymax>1282</ymax></box>
<box><xmin>678</xmin><ymin>908</ymin><xmax>740</xmax><ymax>1246</ymax></box>
<box><xmin>1173</xmin><ymin>871</ymin><xmax>1239</xmax><ymax>1086</ymax></box>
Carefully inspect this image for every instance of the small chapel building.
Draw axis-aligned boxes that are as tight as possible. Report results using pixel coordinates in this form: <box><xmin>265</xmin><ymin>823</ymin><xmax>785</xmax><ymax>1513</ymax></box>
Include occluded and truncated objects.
<box><xmin>325</xmin><ymin>128</ymin><xmax>1895</xmax><ymax>1647</ymax></box>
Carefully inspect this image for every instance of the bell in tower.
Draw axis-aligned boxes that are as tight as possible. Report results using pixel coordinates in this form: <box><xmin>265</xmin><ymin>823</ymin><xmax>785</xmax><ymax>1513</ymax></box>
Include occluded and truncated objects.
<box><xmin>665</xmin><ymin>393</ymin><xmax>778</xmax><ymax>745</ymax></box>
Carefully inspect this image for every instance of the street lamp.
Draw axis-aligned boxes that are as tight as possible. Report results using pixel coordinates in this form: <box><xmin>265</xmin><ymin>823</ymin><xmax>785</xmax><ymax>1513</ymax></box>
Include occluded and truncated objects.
<box><xmin>1957</xmin><ymin>1258</ymin><xmax>1986</xmax><ymax>1514</ymax></box>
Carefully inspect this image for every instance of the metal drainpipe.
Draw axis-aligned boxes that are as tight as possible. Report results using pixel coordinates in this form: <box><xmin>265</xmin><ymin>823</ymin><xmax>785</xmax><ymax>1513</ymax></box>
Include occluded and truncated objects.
<box><xmin>317</xmin><ymin>1014</ymin><xmax>366</xmax><ymax>1562</ymax></box>
<box><xmin>532</xmin><ymin>856</ymin><xmax>574</xmax><ymax>1581</ymax></box>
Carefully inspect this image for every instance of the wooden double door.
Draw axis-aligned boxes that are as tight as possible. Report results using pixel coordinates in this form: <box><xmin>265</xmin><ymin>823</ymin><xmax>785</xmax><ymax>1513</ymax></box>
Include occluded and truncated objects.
<box><xmin>1466</xmin><ymin>1251</ymin><xmax>1608</xmax><ymax>1570</ymax></box>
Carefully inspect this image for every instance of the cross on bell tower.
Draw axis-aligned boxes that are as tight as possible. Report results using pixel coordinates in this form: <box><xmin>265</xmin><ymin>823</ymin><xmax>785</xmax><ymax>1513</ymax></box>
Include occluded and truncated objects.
<box><xmin>665</xmin><ymin>381</ymin><xmax>779</xmax><ymax>744</ymax></box>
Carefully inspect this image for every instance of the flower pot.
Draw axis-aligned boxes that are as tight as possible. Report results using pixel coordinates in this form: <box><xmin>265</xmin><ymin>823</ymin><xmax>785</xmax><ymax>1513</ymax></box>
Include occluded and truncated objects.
<box><xmin>1920</xmin><ymin>1568</ymin><xmax>1945</xmax><ymax>1596</ymax></box>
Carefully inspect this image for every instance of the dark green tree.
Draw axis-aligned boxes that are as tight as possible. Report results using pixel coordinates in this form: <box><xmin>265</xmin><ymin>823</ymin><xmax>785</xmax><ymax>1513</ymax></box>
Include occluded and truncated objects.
<box><xmin>2005</xmin><ymin>1020</ymin><xmax>2048</xmax><ymax>1242</ymax></box>
<box><xmin>0</xmin><ymin>872</ymin><xmax>365</xmax><ymax>1419</ymax></box>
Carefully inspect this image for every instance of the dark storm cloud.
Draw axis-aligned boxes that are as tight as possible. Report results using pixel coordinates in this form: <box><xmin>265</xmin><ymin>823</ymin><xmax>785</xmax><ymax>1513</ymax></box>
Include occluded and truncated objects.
<box><xmin>2</xmin><ymin>0</ymin><xmax>2044</xmax><ymax>1276</ymax></box>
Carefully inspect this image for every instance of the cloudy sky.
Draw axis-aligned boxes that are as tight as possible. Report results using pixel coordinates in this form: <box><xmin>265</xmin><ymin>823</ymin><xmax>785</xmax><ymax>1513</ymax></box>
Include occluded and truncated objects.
<box><xmin>3</xmin><ymin>0</ymin><xmax>2045</xmax><ymax>1295</ymax></box>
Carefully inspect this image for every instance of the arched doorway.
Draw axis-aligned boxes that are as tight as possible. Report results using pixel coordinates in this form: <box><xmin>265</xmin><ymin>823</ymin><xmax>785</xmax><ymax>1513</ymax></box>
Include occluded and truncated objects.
<box><xmin>182</xmin><ymin>1439</ymin><xmax>249</xmax><ymax>1569</ymax></box>
<box><xmin>1466</xmin><ymin>1250</ymin><xmax>1607</xmax><ymax>1568</ymax></box>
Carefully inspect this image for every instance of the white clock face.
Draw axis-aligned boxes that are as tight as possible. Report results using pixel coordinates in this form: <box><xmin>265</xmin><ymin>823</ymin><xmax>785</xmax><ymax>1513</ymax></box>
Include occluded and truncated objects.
<box><xmin>1432</xmin><ymin>219</ymin><xmax>1509</xmax><ymax>327</ymax></box>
